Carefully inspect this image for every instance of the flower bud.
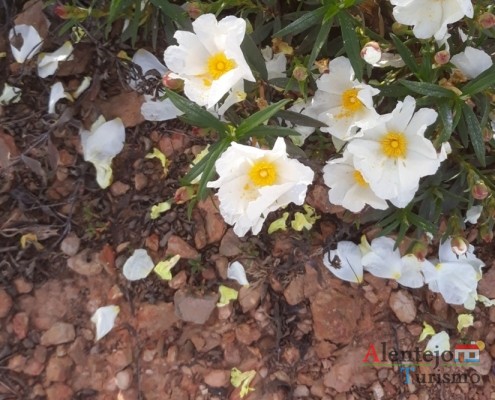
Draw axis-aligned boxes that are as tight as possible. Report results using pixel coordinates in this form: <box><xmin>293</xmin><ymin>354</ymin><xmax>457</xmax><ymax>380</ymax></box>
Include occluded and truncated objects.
<box><xmin>479</xmin><ymin>225</ymin><xmax>494</xmax><ymax>243</ymax></box>
<box><xmin>184</xmin><ymin>2</ymin><xmax>203</xmax><ymax>19</ymax></box>
<box><xmin>361</xmin><ymin>42</ymin><xmax>381</xmax><ymax>65</ymax></box>
<box><xmin>174</xmin><ymin>186</ymin><xmax>195</xmax><ymax>204</ymax></box>
<box><xmin>54</xmin><ymin>5</ymin><xmax>89</xmax><ymax>20</ymax></box>
<box><xmin>410</xmin><ymin>241</ymin><xmax>428</xmax><ymax>261</ymax></box>
<box><xmin>472</xmin><ymin>181</ymin><xmax>490</xmax><ymax>200</ymax></box>
<box><xmin>314</xmin><ymin>58</ymin><xmax>329</xmax><ymax>74</ymax></box>
<box><xmin>451</xmin><ymin>236</ymin><xmax>469</xmax><ymax>256</ymax></box>
<box><xmin>434</xmin><ymin>50</ymin><xmax>450</xmax><ymax>66</ymax></box>
<box><xmin>54</xmin><ymin>5</ymin><xmax>69</xmax><ymax>19</ymax></box>
<box><xmin>162</xmin><ymin>72</ymin><xmax>183</xmax><ymax>91</ymax></box>
<box><xmin>478</xmin><ymin>12</ymin><xmax>495</xmax><ymax>29</ymax></box>
<box><xmin>292</xmin><ymin>65</ymin><xmax>308</xmax><ymax>82</ymax></box>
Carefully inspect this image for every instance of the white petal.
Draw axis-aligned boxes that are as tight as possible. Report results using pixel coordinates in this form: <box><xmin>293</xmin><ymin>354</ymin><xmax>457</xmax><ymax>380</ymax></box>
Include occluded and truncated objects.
<box><xmin>451</xmin><ymin>46</ymin><xmax>493</xmax><ymax>79</ymax></box>
<box><xmin>141</xmin><ymin>96</ymin><xmax>183</xmax><ymax>121</ymax></box>
<box><xmin>362</xmin><ymin>237</ymin><xmax>402</xmax><ymax>279</ymax></box>
<box><xmin>72</xmin><ymin>76</ymin><xmax>92</xmax><ymax>99</ymax></box>
<box><xmin>133</xmin><ymin>48</ymin><xmax>167</xmax><ymax>76</ymax></box>
<box><xmin>465</xmin><ymin>205</ymin><xmax>482</xmax><ymax>224</ymax></box>
<box><xmin>48</xmin><ymin>82</ymin><xmax>71</xmax><ymax>114</ymax></box>
<box><xmin>37</xmin><ymin>41</ymin><xmax>73</xmax><ymax>78</ymax></box>
<box><xmin>323</xmin><ymin>241</ymin><xmax>364</xmax><ymax>283</ymax></box>
<box><xmin>0</xmin><ymin>84</ymin><xmax>22</xmax><ymax>105</ymax></box>
<box><xmin>122</xmin><ymin>249</ymin><xmax>154</xmax><ymax>281</ymax></box>
<box><xmin>425</xmin><ymin>331</ymin><xmax>450</xmax><ymax>354</ymax></box>
<box><xmin>91</xmin><ymin>305</ymin><xmax>120</xmax><ymax>341</ymax></box>
<box><xmin>397</xmin><ymin>254</ymin><xmax>425</xmax><ymax>288</ymax></box>
<box><xmin>9</xmin><ymin>24</ymin><xmax>42</xmax><ymax>63</ymax></box>
<box><xmin>227</xmin><ymin>261</ymin><xmax>249</xmax><ymax>286</ymax></box>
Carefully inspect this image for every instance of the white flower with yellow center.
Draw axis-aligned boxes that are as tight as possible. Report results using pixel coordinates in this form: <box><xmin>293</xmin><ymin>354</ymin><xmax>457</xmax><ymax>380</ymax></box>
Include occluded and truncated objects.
<box><xmin>163</xmin><ymin>14</ymin><xmax>255</xmax><ymax>109</ymax></box>
<box><xmin>309</xmin><ymin>57</ymin><xmax>381</xmax><ymax>141</ymax></box>
<box><xmin>323</xmin><ymin>150</ymin><xmax>388</xmax><ymax>213</ymax></box>
<box><xmin>390</xmin><ymin>0</ymin><xmax>473</xmax><ymax>40</ymax></box>
<box><xmin>207</xmin><ymin>138</ymin><xmax>314</xmax><ymax>237</ymax></box>
<box><xmin>347</xmin><ymin>96</ymin><xmax>441</xmax><ymax>208</ymax></box>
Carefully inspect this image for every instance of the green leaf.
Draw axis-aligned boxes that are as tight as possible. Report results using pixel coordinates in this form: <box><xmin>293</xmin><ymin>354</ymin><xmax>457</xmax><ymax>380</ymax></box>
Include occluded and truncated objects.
<box><xmin>195</xmin><ymin>140</ymin><xmax>231</xmax><ymax>199</ymax></box>
<box><xmin>236</xmin><ymin>99</ymin><xmax>290</xmax><ymax>138</ymax></box>
<box><xmin>461</xmin><ymin>64</ymin><xmax>495</xmax><ymax>96</ymax></box>
<box><xmin>275</xmin><ymin>110</ymin><xmax>327</xmax><ymax>128</ymax></box>
<box><xmin>163</xmin><ymin>88</ymin><xmax>228</xmax><ymax>135</ymax></box>
<box><xmin>461</xmin><ymin>103</ymin><xmax>486</xmax><ymax>167</ymax></box>
<box><xmin>399</xmin><ymin>80</ymin><xmax>455</xmax><ymax>98</ymax></box>
<box><xmin>390</xmin><ymin>34</ymin><xmax>419</xmax><ymax>75</ymax></box>
<box><xmin>182</xmin><ymin>140</ymin><xmax>224</xmax><ymax>185</ymax></box>
<box><xmin>241</xmin><ymin>34</ymin><xmax>268</xmax><ymax>80</ymax></box>
<box><xmin>437</xmin><ymin>100</ymin><xmax>453</xmax><ymax>143</ymax></box>
<box><xmin>373</xmin><ymin>83</ymin><xmax>411</xmax><ymax>98</ymax></box>
<box><xmin>274</xmin><ymin>6</ymin><xmax>326</xmax><ymax>37</ymax></box>
<box><xmin>307</xmin><ymin>17</ymin><xmax>333</xmax><ymax>70</ymax></box>
<box><xmin>148</xmin><ymin>0</ymin><xmax>191</xmax><ymax>29</ymax></box>
<box><xmin>247</xmin><ymin>126</ymin><xmax>299</xmax><ymax>138</ymax></box>
<box><xmin>337</xmin><ymin>12</ymin><xmax>363</xmax><ymax>82</ymax></box>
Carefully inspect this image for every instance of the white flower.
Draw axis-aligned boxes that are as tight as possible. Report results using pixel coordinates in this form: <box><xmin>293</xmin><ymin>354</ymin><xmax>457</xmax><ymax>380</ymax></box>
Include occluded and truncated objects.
<box><xmin>323</xmin><ymin>241</ymin><xmax>363</xmax><ymax>283</ymax></box>
<box><xmin>91</xmin><ymin>305</ymin><xmax>120</xmax><ymax>341</ymax></box>
<box><xmin>309</xmin><ymin>57</ymin><xmax>381</xmax><ymax>141</ymax></box>
<box><xmin>438</xmin><ymin>237</ymin><xmax>485</xmax><ymax>278</ymax></box>
<box><xmin>261</xmin><ymin>46</ymin><xmax>287</xmax><ymax>80</ymax></box>
<box><xmin>37</xmin><ymin>41</ymin><xmax>73</xmax><ymax>78</ymax></box>
<box><xmin>347</xmin><ymin>96</ymin><xmax>441</xmax><ymax>208</ymax></box>
<box><xmin>0</xmin><ymin>84</ymin><xmax>22</xmax><ymax>105</ymax></box>
<box><xmin>424</xmin><ymin>331</ymin><xmax>450</xmax><ymax>354</ymax></box>
<box><xmin>451</xmin><ymin>46</ymin><xmax>493</xmax><ymax>79</ymax></box>
<box><xmin>323</xmin><ymin>150</ymin><xmax>388</xmax><ymax>213</ymax></box>
<box><xmin>164</xmin><ymin>13</ymin><xmax>255</xmax><ymax>108</ymax></box>
<box><xmin>48</xmin><ymin>82</ymin><xmax>72</xmax><ymax>114</ymax></box>
<box><xmin>362</xmin><ymin>237</ymin><xmax>425</xmax><ymax>288</ymax></box>
<box><xmin>227</xmin><ymin>261</ymin><xmax>249</xmax><ymax>286</ymax></box>
<box><xmin>390</xmin><ymin>0</ymin><xmax>474</xmax><ymax>40</ymax></box>
<box><xmin>207</xmin><ymin>138</ymin><xmax>314</xmax><ymax>237</ymax></box>
<box><xmin>215</xmin><ymin>80</ymin><xmax>247</xmax><ymax>116</ymax></box>
<box><xmin>122</xmin><ymin>249</ymin><xmax>154</xmax><ymax>281</ymax></box>
<box><xmin>464</xmin><ymin>204</ymin><xmax>482</xmax><ymax>224</ymax></box>
<box><xmin>9</xmin><ymin>24</ymin><xmax>43</xmax><ymax>63</ymax></box>
<box><xmin>80</xmin><ymin>117</ymin><xmax>125</xmax><ymax>188</ymax></box>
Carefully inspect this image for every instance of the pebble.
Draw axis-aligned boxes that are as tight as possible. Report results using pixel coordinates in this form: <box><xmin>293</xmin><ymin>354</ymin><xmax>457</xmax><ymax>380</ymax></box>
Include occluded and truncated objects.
<box><xmin>12</xmin><ymin>312</ymin><xmax>29</xmax><ymax>339</ymax></box>
<box><xmin>60</xmin><ymin>233</ymin><xmax>81</xmax><ymax>256</ymax></box>
<box><xmin>371</xmin><ymin>382</ymin><xmax>385</xmax><ymax>400</ymax></box>
<box><xmin>293</xmin><ymin>385</ymin><xmax>310</xmax><ymax>397</ymax></box>
<box><xmin>0</xmin><ymin>289</ymin><xmax>13</xmax><ymax>318</ymax></box>
<box><xmin>14</xmin><ymin>277</ymin><xmax>33</xmax><ymax>294</ymax></box>
<box><xmin>174</xmin><ymin>290</ymin><xmax>218</xmax><ymax>325</ymax></box>
<box><xmin>389</xmin><ymin>290</ymin><xmax>416</xmax><ymax>323</ymax></box>
<box><xmin>166</xmin><ymin>235</ymin><xmax>200</xmax><ymax>259</ymax></box>
<box><xmin>115</xmin><ymin>368</ymin><xmax>133</xmax><ymax>390</ymax></box>
<box><xmin>40</xmin><ymin>322</ymin><xmax>75</xmax><ymax>346</ymax></box>
<box><xmin>204</xmin><ymin>369</ymin><xmax>230</xmax><ymax>387</ymax></box>
<box><xmin>110</xmin><ymin>181</ymin><xmax>130</xmax><ymax>197</ymax></box>
<box><xmin>45</xmin><ymin>383</ymin><xmax>73</xmax><ymax>400</ymax></box>
<box><xmin>67</xmin><ymin>249</ymin><xmax>103</xmax><ymax>276</ymax></box>
<box><xmin>46</xmin><ymin>356</ymin><xmax>73</xmax><ymax>382</ymax></box>
<box><xmin>134</xmin><ymin>173</ymin><xmax>148</xmax><ymax>191</ymax></box>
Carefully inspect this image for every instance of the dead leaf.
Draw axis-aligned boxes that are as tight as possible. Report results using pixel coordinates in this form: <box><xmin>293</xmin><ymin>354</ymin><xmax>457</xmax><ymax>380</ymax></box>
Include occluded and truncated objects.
<box><xmin>97</xmin><ymin>91</ymin><xmax>144</xmax><ymax>127</ymax></box>
<box><xmin>14</xmin><ymin>0</ymin><xmax>50</xmax><ymax>39</ymax></box>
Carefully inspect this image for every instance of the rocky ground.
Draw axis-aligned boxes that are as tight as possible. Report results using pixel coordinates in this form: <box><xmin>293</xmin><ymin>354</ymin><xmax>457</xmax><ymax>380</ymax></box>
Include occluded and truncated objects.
<box><xmin>1</xmin><ymin>1</ymin><xmax>495</xmax><ymax>399</ymax></box>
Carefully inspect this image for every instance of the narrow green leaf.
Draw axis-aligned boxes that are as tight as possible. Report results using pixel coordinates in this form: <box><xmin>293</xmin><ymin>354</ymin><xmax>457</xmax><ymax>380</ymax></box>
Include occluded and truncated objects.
<box><xmin>241</xmin><ymin>34</ymin><xmax>268</xmax><ymax>80</ymax></box>
<box><xmin>337</xmin><ymin>12</ymin><xmax>363</xmax><ymax>82</ymax></box>
<box><xmin>148</xmin><ymin>0</ymin><xmax>191</xmax><ymax>29</ymax></box>
<box><xmin>461</xmin><ymin>64</ymin><xmax>495</xmax><ymax>96</ymax></box>
<box><xmin>390</xmin><ymin>34</ymin><xmax>419</xmax><ymax>75</ymax></box>
<box><xmin>399</xmin><ymin>80</ymin><xmax>455</xmax><ymax>98</ymax></box>
<box><xmin>196</xmin><ymin>140</ymin><xmax>231</xmax><ymax>199</ymax></box>
<box><xmin>163</xmin><ymin>88</ymin><xmax>228</xmax><ymax>135</ymax></box>
<box><xmin>462</xmin><ymin>103</ymin><xmax>486</xmax><ymax>166</ymax></box>
<box><xmin>247</xmin><ymin>126</ymin><xmax>300</xmax><ymax>138</ymax></box>
<box><xmin>373</xmin><ymin>83</ymin><xmax>411</xmax><ymax>98</ymax></box>
<box><xmin>274</xmin><ymin>6</ymin><xmax>326</xmax><ymax>37</ymax></box>
<box><xmin>307</xmin><ymin>17</ymin><xmax>333</xmax><ymax>70</ymax></box>
<box><xmin>437</xmin><ymin>100</ymin><xmax>453</xmax><ymax>142</ymax></box>
<box><xmin>275</xmin><ymin>110</ymin><xmax>327</xmax><ymax>128</ymax></box>
<box><xmin>236</xmin><ymin>99</ymin><xmax>290</xmax><ymax>138</ymax></box>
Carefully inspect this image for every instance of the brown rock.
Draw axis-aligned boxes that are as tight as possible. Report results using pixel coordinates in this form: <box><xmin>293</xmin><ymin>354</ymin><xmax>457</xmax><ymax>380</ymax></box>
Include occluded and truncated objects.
<box><xmin>197</xmin><ymin>197</ymin><xmax>226</xmax><ymax>245</ymax></box>
<box><xmin>204</xmin><ymin>369</ymin><xmax>230</xmax><ymax>388</ymax></box>
<box><xmin>238</xmin><ymin>284</ymin><xmax>263</xmax><ymax>313</ymax></box>
<box><xmin>46</xmin><ymin>356</ymin><xmax>73</xmax><ymax>382</ymax></box>
<box><xmin>471</xmin><ymin>352</ymin><xmax>492</xmax><ymax>375</ymax></box>
<box><xmin>14</xmin><ymin>0</ymin><xmax>50</xmax><ymax>38</ymax></box>
<box><xmin>0</xmin><ymin>289</ymin><xmax>13</xmax><ymax>318</ymax></box>
<box><xmin>174</xmin><ymin>290</ymin><xmax>218</xmax><ymax>324</ymax></box>
<box><xmin>108</xmin><ymin>348</ymin><xmax>133</xmax><ymax>371</ymax></box>
<box><xmin>169</xmin><ymin>270</ymin><xmax>188</xmax><ymax>290</ymax></box>
<box><xmin>98</xmin><ymin>91</ymin><xmax>144</xmax><ymax>128</ymax></box>
<box><xmin>67</xmin><ymin>249</ymin><xmax>104</xmax><ymax>276</ymax></box>
<box><xmin>68</xmin><ymin>337</ymin><xmax>87</xmax><ymax>364</ymax></box>
<box><xmin>45</xmin><ymin>383</ymin><xmax>73</xmax><ymax>400</ymax></box>
<box><xmin>12</xmin><ymin>312</ymin><xmax>29</xmax><ymax>339</ymax></box>
<box><xmin>283</xmin><ymin>274</ymin><xmax>305</xmax><ymax>305</ymax></box>
<box><xmin>310</xmin><ymin>291</ymin><xmax>361</xmax><ymax>345</ymax></box>
<box><xmin>389</xmin><ymin>290</ymin><xmax>416</xmax><ymax>324</ymax></box>
<box><xmin>134</xmin><ymin>173</ymin><xmax>148</xmax><ymax>191</ymax></box>
<box><xmin>478</xmin><ymin>267</ymin><xmax>495</xmax><ymax>298</ymax></box>
<box><xmin>219</xmin><ymin>229</ymin><xmax>243</xmax><ymax>257</ymax></box>
<box><xmin>306</xmin><ymin>184</ymin><xmax>345</xmax><ymax>214</ymax></box>
<box><xmin>166</xmin><ymin>235</ymin><xmax>199</xmax><ymax>259</ymax></box>
<box><xmin>7</xmin><ymin>355</ymin><xmax>26</xmax><ymax>372</ymax></box>
<box><xmin>137</xmin><ymin>302</ymin><xmax>178</xmax><ymax>336</ymax></box>
<box><xmin>24</xmin><ymin>358</ymin><xmax>45</xmax><ymax>376</ymax></box>
<box><xmin>235</xmin><ymin>323</ymin><xmax>261</xmax><ymax>345</ymax></box>
<box><xmin>115</xmin><ymin>368</ymin><xmax>133</xmax><ymax>390</ymax></box>
<box><xmin>60</xmin><ymin>233</ymin><xmax>81</xmax><ymax>256</ymax></box>
<box><xmin>13</xmin><ymin>277</ymin><xmax>33</xmax><ymax>294</ymax></box>
<box><xmin>158</xmin><ymin>132</ymin><xmax>190</xmax><ymax>158</ymax></box>
<box><xmin>40</xmin><ymin>322</ymin><xmax>75</xmax><ymax>346</ymax></box>
<box><xmin>110</xmin><ymin>181</ymin><xmax>130</xmax><ymax>197</ymax></box>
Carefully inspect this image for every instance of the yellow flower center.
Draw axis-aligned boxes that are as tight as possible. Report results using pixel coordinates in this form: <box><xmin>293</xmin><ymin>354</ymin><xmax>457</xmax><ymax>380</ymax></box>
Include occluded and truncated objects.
<box><xmin>353</xmin><ymin>170</ymin><xmax>368</xmax><ymax>187</ymax></box>
<box><xmin>341</xmin><ymin>88</ymin><xmax>364</xmax><ymax>113</ymax></box>
<box><xmin>380</xmin><ymin>132</ymin><xmax>408</xmax><ymax>158</ymax></box>
<box><xmin>207</xmin><ymin>52</ymin><xmax>236</xmax><ymax>80</ymax></box>
<box><xmin>248</xmin><ymin>160</ymin><xmax>277</xmax><ymax>187</ymax></box>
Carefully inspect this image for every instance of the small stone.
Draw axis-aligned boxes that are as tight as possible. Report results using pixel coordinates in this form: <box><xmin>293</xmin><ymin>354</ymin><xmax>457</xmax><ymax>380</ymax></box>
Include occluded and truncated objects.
<box><xmin>60</xmin><ymin>233</ymin><xmax>80</xmax><ymax>256</ymax></box>
<box><xmin>67</xmin><ymin>249</ymin><xmax>103</xmax><ymax>276</ymax></box>
<box><xmin>24</xmin><ymin>358</ymin><xmax>45</xmax><ymax>376</ymax></box>
<box><xmin>389</xmin><ymin>290</ymin><xmax>416</xmax><ymax>324</ymax></box>
<box><xmin>238</xmin><ymin>284</ymin><xmax>262</xmax><ymax>313</ymax></box>
<box><xmin>283</xmin><ymin>274</ymin><xmax>305</xmax><ymax>305</ymax></box>
<box><xmin>40</xmin><ymin>322</ymin><xmax>76</xmax><ymax>346</ymax></box>
<box><xmin>478</xmin><ymin>268</ymin><xmax>495</xmax><ymax>298</ymax></box>
<box><xmin>174</xmin><ymin>290</ymin><xmax>218</xmax><ymax>324</ymax></box>
<box><xmin>108</xmin><ymin>348</ymin><xmax>133</xmax><ymax>371</ymax></box>
<box><xmin>45</xmin><ymin>383</ymin><xmax>73</xmax><ymax>400</ymax></box>
<box><xmin>13</xmin><ymin>277</ymin><xmax>33</xmax><ymax>294</ymax></box>
<box><xmin>204</xmin><ymin>369</ymin><xmax>230</xmax><ymax>387</ymax></box>
<box><xmin>137</xmin><ymin>302</ymin><xmax>178</xmax><ymax>336</ymax></box>
<box><xmin>68</xmin><ymin>337</ymin><xmax>86</xmax><ymax>364</ymax></box>
<box><xmin>371</xmin><ymin>382</ymin><xmax>385</xmax><ymax>400</ymax></box>
<box><xmin>235</xmin><ymin>323</ymin><xmax>261</xmax><ymax>345</ymax></box>
<box><xmin>166</xmin><ymin>235</ymin><xmax>199</xmax><ymax>259</ymax></box>
<box><xmin>46</xmin><ymin>356</ymin><xmax>73</xmax><ymax>382</ymax></box>
<box><xmin>12</xmin><ymin>312</ymin><xmax>29</xmax><ymax>339</ymax></box>
<box><xmin>7</xmin><ymin>354</ymin><xmax>26</xmax><ymax>372</ymax></box>
<box><xmin>110</xmin><ymin>181</ymin><xmax>130</xmax><ymax>197</ymax></box>
<box><xmin>115</xmin><ymin>368</ymin><xmax>133</xmax><ymax>390</ymax></box>
<box><xmin>470</xmin><ymin>352</ymin><xmax>492</xmax><ymax>375</ymax></box>
<box><xmin>219</xmin><ymin>229</ymin><xmax>243</xmax><ymax>257</ymax></box>
<box><xmin>293</xmin><ymin>385</ymin><xmax>310</xmax><ymax>397</ymax></box>
<box><xmin>169</xmin><ymin>270</ymin><xmax>187</xmax><ymax>290</ymax></box>
<box><xmin>134</xmin><ymin>173</ymin><xmax>148</xmax><ymax>191</ymax></box>
<box><xmin>0</xmin><ymin>289</ymin><xmax>13</xmax><ymax>318</ymax></box>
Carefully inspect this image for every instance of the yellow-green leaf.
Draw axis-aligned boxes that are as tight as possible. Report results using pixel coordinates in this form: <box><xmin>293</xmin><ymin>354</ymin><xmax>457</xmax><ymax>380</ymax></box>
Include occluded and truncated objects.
<box><xmin>154</xmin><ymin>255</ymin><xmax>180</xmax><ymax>280</ymax></box>
<box><xmin>268</xmin><ymin>212</ymin><xmax>289</xmax><ymax>234</ymax></box>
<box><xmin>146</xmin><ymin>148</ymin><xmax>170</xmax><ymax>175</ymax></box>
<box><xmin>457</xmin><ymin>314</ymin><xmax>474</xmax><ymax>332</ymax></box>
<box><xmin>419</xmin><ymin>322</ymin><xmax>436</xmax><ymax>342</ymax></box>
<box><xmin>231</xmin><ymin>368</ymin><xmax>256</xmax><ymax>398</ymax></box>
<box><xmin>150</xmin><ymin>201</ymin><xmax>172</xmax><ymax>219</ymax></box>
<box><xmin>217</xmin><ymin>285</ymin><xmax>238</xmax><ymax>307</ymax></box>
